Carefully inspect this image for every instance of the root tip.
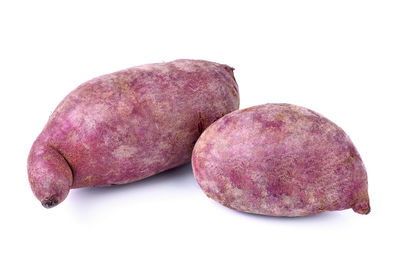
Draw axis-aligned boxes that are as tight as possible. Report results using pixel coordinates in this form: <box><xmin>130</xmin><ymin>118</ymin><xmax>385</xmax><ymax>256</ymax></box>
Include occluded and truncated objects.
<box><xmin>41</xmin><ymin>196</ymin><xmax>59</xmax><ymax>208</ymax></box>
<box><xmin>352</xmin><ymin>200</ymin><xmax>371</xmax><ymax>215</ymax></box>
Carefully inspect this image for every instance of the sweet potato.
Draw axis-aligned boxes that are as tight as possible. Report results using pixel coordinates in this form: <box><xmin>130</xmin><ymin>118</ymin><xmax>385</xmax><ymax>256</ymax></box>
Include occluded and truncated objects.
<box><xmin>192</xmin><ymin>103</ymin><xmax>369</xmax><ymax>217</ymax></box>
<box><xmin>28</xmin><ymin>59</ymin><xmax>239</xmax><ymax>208</ymax></box>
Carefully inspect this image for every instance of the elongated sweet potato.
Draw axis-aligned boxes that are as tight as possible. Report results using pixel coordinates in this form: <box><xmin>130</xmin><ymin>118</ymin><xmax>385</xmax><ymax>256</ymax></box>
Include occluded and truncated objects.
<box><xmin>28</xmin><ymin>59</ymin><xmax>239</xmax><ymax>208</ymax></box>
<box><xmin>192</xmin><ymin>103</ymin><xmax>369</xmax><ymax>217</ymax></box>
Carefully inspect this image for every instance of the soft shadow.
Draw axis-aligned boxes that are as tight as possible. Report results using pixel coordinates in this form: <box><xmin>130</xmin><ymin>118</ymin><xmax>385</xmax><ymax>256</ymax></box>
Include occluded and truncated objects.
<box><xmin>205</xmin><ymin>198</ymin><xmax>350</xmax><ymax>223</ymax></box>
<box><xmin>230</xmin><ymin>206</ymin><xmax>349</xmax><ymax>223</ymax></box>
<box><xmin>67</xmin><ymin>162</ymin><xmax>350</xmax><ymax>223</ymax></box>
<box><xmin>243</xmin><ymin>210</ymin><xmax>344</xmax><ymax>221</ymax></box>
<box><xmin>67</xmin><ymin>163</ymin><xmax>196</xmax><ymax>213</ymax></box>
<box><xmin>72</xmin><ymin>162</ymin><xmax>195</xmax><ymax>196</ymax></box>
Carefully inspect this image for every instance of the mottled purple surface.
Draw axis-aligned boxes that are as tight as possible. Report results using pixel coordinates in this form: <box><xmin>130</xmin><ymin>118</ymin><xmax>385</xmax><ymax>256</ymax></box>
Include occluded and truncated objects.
<box><xmin>192</xmin><ymin>104</ymin><xmax>370</xmax><ymax>217</ymax></box>
<box><xmin>28</xmin><ymin>59</ymin><xmax>239</xmax><ymax>208</ymax></box>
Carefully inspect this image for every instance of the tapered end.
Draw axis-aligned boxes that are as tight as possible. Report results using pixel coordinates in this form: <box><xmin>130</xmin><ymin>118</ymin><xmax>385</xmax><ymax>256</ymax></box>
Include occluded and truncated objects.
<box><xmin>28</xmin><ymin>141</ymin><xmax>73</xmax><ymax>209</ymax></box>
<box><xmin>352</xmin><ymin>199</ymin><xmax>371</xmax><ymax>215</ymax></box>
<box><xmin>41</xmin><ymin>196</ymin><xmax>59</xmax><ymax>209</ymax></box>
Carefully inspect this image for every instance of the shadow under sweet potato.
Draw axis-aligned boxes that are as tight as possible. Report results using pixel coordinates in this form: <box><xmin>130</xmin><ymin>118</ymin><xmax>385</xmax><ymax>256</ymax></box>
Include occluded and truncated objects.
<box><xmin>67</xmin><ymin>162</ymin><xmax>349</xmax><ymax>223</ymax></box>
<box><xmin>69</xmin><ymin>162</ymin><xmax>195</xmax><ymax>199</ymax></box>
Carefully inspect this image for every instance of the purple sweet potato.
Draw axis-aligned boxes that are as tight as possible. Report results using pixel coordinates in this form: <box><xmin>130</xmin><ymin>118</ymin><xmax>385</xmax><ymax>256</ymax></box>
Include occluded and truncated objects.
<box><xmin>192</xmin><ymin>103</ymin><xmax>369</xmax><ymax>217</ymax></box>
<box><xmin>28</xmin><ymin>59</ymin><xmax>239</xmax><ymax>208</ymax></box>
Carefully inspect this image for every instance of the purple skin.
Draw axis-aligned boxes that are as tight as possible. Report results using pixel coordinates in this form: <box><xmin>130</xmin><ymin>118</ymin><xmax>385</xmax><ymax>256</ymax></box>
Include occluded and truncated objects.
<box><xmin>192</xmin><ymin>104</ymin><xmax>370</xmax><ymax>217</ymax></box>
<box><xmin>28</xmin><ymin>59</ymin><xmax>239</xmax><ymax>208</ymax></box>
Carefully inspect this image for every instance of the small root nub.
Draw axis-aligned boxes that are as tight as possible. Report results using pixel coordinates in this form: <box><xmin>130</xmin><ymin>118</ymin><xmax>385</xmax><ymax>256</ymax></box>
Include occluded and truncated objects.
<box><xmin>41</xmin><ymin>196</ymin><xmax>59</xmax><ymax>208</ymax></box>
<box><xmin>352</xmin><ymin>200</ymin><xmax>371</xmax><ymax>215</ymax></box>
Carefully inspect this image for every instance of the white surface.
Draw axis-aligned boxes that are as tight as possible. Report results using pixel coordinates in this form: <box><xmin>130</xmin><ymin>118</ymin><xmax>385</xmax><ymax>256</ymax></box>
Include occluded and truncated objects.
<box><xmin>1</xmin><ymin>1</ymin><xmax>399</xmax><ymax>272</ymax></box>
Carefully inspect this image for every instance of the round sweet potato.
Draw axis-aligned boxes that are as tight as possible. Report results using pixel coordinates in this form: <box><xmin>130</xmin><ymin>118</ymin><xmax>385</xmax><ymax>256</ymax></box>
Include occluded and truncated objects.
<box><xmin>192</xmin><ymin>103</ymin><xmax>369</xmax><ymax>217</ymax></box>
<box><xmin>28</xmin><ymin>59</ymin><xmax>239</xmax><ymax>208</ymax></box>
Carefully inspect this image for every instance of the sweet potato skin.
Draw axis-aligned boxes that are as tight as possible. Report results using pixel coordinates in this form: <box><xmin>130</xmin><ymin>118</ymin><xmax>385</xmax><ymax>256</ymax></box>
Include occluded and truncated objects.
<box><xmin>28</xmin><ymin>59</ymin><xmax>239</xmax><ymax>207</ymax></box>
<box><xmin>192</xmin><ymin>104</ymin><xmax>369</xmax><ymax>217</ymax></box>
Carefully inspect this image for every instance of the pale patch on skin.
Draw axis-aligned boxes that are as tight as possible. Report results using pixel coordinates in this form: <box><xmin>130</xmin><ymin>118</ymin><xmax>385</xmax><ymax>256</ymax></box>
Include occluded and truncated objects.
<box><xmin>192</xmin><ymin>103</ymin><xmax>370</xmax><ymax>217</ymax></box>
<box><xmin>113</xmin><ymin>145</ymin><xmax>138</xmax><ymax>160</ymax></box>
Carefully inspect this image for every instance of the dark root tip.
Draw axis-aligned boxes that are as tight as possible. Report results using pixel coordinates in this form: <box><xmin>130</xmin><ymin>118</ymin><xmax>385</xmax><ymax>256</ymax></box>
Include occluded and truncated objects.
<box><xmin>41</xmin><ymin>196</ymin><xmax>59</xmax><ymax>208</ymax></box>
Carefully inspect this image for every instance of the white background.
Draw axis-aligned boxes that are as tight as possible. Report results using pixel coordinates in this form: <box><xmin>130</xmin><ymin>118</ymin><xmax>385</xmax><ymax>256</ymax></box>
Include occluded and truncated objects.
<box><xmin>1</xmin><ymin>1</ymin><xmax>399</xmax><ymax>272</ymax></box>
